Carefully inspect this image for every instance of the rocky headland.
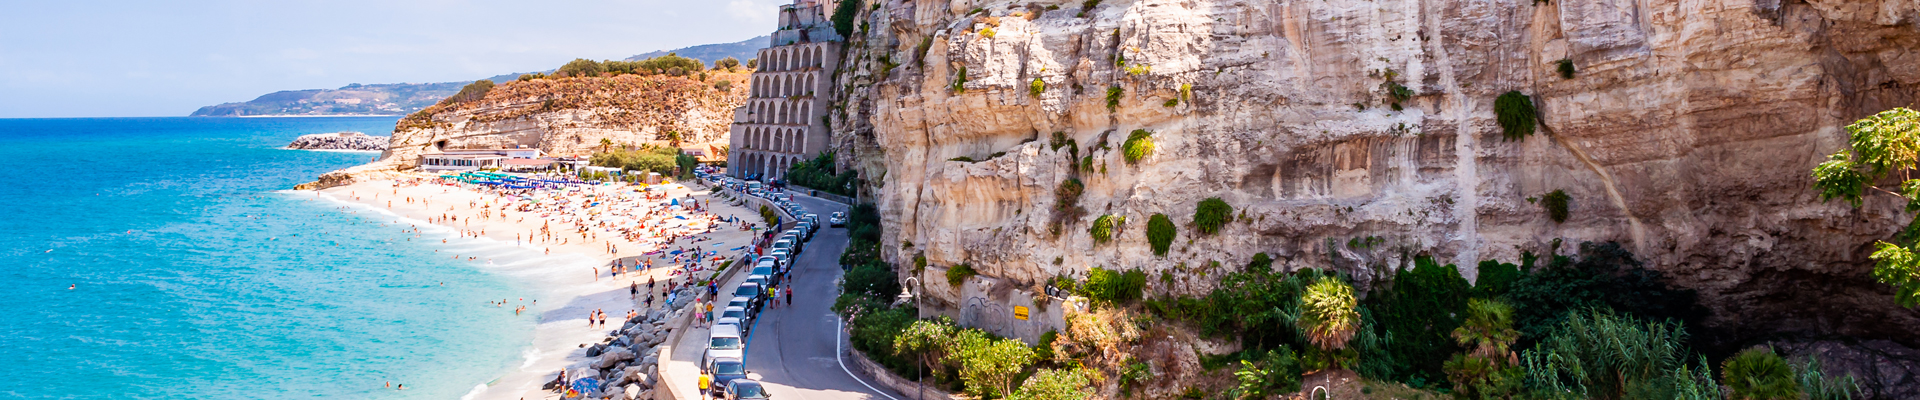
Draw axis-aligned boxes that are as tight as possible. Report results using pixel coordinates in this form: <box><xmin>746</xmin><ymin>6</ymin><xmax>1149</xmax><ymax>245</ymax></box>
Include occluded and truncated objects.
<box><xmin>286</xmin><ymin>132</ymin><xmax>389</xmax><ymax>151</ymax></box>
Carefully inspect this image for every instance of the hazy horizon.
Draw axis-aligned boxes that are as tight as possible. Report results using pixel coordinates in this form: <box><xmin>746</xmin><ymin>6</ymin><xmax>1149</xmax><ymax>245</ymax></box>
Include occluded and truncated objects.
<box><xmin>0</xmin><ymin>0</ymin><xmax>786</xmax><ymax>118</ymax></box>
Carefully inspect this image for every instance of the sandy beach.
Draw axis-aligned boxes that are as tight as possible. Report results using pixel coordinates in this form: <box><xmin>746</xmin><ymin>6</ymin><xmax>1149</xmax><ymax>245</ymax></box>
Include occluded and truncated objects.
<box><xmin>315</xmin><ymin>171</ymin><xmax>766</xmax><ymax>400</ymax></box>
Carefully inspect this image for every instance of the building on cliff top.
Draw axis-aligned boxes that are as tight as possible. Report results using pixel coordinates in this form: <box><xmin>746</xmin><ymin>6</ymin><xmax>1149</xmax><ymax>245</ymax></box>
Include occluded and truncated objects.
<box><xmin>727</xmin><ymin>0</ymin><xmax>842</xmax><ymax>181</ymax></box>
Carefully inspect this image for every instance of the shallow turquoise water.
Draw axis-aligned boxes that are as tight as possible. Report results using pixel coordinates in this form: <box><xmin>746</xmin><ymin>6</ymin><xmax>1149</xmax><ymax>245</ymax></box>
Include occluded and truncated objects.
<box><xmin>0</xmin><ymin>117</ymin><xmax>534</xmax><ymax>399</ymax></box>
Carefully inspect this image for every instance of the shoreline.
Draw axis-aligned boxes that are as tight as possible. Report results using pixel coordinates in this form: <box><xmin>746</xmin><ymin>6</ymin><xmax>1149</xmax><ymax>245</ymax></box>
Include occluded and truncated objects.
<box><xmin>313</xmin><ymin>171</ymin><xmax>763</xmax><ymax>400</ymax></box>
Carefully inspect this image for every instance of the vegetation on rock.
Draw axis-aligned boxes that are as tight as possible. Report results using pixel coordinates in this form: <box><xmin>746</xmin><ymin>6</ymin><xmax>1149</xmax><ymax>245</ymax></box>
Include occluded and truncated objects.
<box><xmin>1723</xmin><ymin>347</ymin><xmax>1800</xmax><ymax>400</ymax></box>
<box><xmin>1029</xmin><ymin>78</ymin><xmax>1045</xmax><ymax>97</ymax></box>
<box><xmin>1085</xmin><ymin>267</ymin><xmax>1146</xmax><ymax>306</ymax></box>
<box><xmin>1089</xmin><ymin>214</ymin><xmax>1117</xmax><ymax>243</ymax></box>
<box><xmin>1105</xmin><ymin>86</ymin><xmax>1123</xmax><ymax>111</ymax></box>
<box><xmin>1122</xmin><ymin>129</ymin><xmax>1154</xmax><ymax>165</ymax></box>
<box><xmin>1193</xmin><ymin>197</ymin><xmax>1233</xmax><ymax>235</ymax></box>
<box><xmin>946</xmin><ymin>263</ymin><xmax>978</xmax><ymax>286</ymax></box>
<box><xmin>1299</xmin><ymin>279</ymin><xmax>1361</xmax><ymax>352</ymax></box>
<box><xmin>1495</xmin><ymin>91</ymin><xmax>1538</xmax><ymax>141</ymax></box>
<box><xmin>1557</xmin><ymin>59</ymin><xmax>1576</xmax><ymax>79</ymax></box>
<box><xmin>831</xmin><ymin>0</ymin><xmax>862</xmax><ymax>39</ymax></box>
<box><xmin>1541</xmin><ymin>189</ymin><xmax>1571</xmax><ymax>223</ymax></box>
<box><xmin>1146</xmin><ymin>213</ymin><xmax>1175</xmax><ymax>256</ymax></box>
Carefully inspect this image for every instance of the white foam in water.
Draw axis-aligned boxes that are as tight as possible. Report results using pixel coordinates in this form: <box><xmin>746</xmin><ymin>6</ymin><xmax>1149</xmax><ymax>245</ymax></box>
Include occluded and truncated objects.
<box><xmin>459</xmin><ymin>383</ymin><xmax>489</xmax><ymax>400</ymax></box>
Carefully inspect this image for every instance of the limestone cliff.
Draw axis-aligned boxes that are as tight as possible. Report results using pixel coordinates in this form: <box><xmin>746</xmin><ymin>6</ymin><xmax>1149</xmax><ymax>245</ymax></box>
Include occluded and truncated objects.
<box><xmin>304</xmin><ymin>71</ymin><xmax>749</xmax><ymax>188</ymax></box>
<box><xmin>829</xmin><ymin>0</ymin><xmax>1918</xmax><ymax>363</ymax></box>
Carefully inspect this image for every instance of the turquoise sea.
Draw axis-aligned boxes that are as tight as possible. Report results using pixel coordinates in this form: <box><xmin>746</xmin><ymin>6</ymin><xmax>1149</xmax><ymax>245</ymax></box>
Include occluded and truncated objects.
<box><xmin>0</xmin><ymin>117</ymin><xmax>534</xmax><ymax>399</ymax></box>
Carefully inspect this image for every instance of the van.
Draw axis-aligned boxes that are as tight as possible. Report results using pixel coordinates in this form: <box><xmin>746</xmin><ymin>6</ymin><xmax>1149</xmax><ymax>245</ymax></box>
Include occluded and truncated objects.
<box><xmin>704</xmin><ymin>324</ymin><xmax>744</xmax><ymax>366</ymax></box>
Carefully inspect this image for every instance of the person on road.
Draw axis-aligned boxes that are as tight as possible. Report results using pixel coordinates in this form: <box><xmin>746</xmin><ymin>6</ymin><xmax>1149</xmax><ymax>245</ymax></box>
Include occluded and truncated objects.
<box><xmin>785</xmin><ymin>286</ymin><xmax>793</xmax><ymax>307</ymax></box>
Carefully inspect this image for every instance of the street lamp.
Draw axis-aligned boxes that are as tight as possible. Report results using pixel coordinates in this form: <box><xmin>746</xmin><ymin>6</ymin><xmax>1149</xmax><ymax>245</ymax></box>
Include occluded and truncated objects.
<box><xmin>896</xmin><ymin>276</ymin><xmax>923</xmax><ymax>400</ymax></box>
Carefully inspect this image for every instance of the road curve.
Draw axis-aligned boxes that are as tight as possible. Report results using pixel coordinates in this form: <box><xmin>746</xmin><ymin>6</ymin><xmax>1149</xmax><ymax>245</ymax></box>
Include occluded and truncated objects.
<box><xmin>740</xmin><ymin>194</ymin><xmax>907</xmax><ymax>400</ymax></box>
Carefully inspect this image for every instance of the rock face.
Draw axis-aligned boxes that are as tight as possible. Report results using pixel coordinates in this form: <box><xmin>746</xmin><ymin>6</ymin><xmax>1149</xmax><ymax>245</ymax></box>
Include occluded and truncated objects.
<box><xmin>827</xmin><ymin>0</ymin><xmax>1920</xmax><ymax>349</ymax></box>
<box><xmin>287</xmin><ymin>132</ymin><xmax>389</xmax><ymax>151</ymax></box>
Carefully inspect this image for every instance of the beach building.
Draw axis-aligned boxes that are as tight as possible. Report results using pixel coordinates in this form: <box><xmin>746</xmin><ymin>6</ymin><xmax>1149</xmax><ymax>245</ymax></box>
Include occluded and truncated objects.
<box><xmin>419</xmin><ymin>147</ymin><xmax>546</xmax><ymax>172</ymax></box>
<box><xmin>726</xmin><ymin>0</ymin><xmax>842</xmax><ymax>181</ymax></box>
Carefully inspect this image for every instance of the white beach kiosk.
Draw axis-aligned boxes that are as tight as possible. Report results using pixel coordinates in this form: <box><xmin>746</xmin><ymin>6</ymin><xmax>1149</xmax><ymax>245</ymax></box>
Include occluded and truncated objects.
<box><xmin>420</xmin><ymin>147</ymin><xmax>544</xmax><ymax>171</ymax></box>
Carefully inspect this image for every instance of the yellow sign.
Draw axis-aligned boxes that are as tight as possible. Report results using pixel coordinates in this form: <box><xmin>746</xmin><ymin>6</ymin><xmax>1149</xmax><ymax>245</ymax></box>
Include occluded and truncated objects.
<box><xmin>1014</xmin><ymin>306</ymin><xmax>1030</xmax><ymax>320</ymax></box>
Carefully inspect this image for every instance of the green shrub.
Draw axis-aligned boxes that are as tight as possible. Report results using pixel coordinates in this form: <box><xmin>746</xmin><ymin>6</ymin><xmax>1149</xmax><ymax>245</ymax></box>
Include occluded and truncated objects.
<box><xmin>1010</xmin><ymin>367</ymin><xmax>1093</xmax><ymax>400</ymax></box>
<box><xmin>1078</xmin><ymin>0</ymin><xmax>1102</xmax><ymax>17</ymax></box>
<box><xmin>832</xmin><ymin>0</ymin><xmax>862</xmax><ymax>38</ymax></box>
<box><xmin>1163</xmin><ymin>98</ymin><xmax>1179</xmax><ymax>107</ymax></box>
<box><xmin>1085</xmin><ymin>267</ymin><xmax>1146</xmax><ymax>306</ymax></box>
<box><xmin>1724</xmin><ymin>347</ymin><xmax>1800</xmax><ymax>400</ymax></box>
<box><xmin>1795</xmin><ymin>354</ymin><xmax>1864</xmax><ymax>400</ymax></box>
<box><xmin>760</xmin><ymin>205</ymin><xmax>779</xmax><ymax>225</ymax></box>
<box><xmin>1054</xmin><ymin>178</ymin><xmax>1084</xmax><ymax>213</ymax></box>
<box><xmin>1362</xmin><ymin>257</ymin><xmax>1470</xmax><ymax>384</ymax></box>
<box><xmin>1122</xmin><ymin>129</ymin><xmax>1154</xmax><ymax>165</ymax></box>
<box><xmin>785</xmin><ymin>152</ymin><xmax>858</xmax><ymax>196</ymax></box>
<box><xmin>1125</xmin><ymin>64</ymin><xmax>1151</xmax><ymax>75</ymax></box>
<box><xmin>1192</xmin><ymin>197</ymin><xmax>1232</xmax><ymax>235</ymax></box>
<box><xmin>556</xmin><ymin>58</ymin><xmax>605</xmax><ymax>77</ymax></box>
<box><xmin>1030</xmin><ymin>78</ymin><xmax>1046</xmax><ymax>97</ymax></box>
<box><xmin>1505</xmin><ymin>242</ymin><xmax>1703</xmax><ymax>341</ymax></box>
<box><xmin>1473</xmin><ymin>259</ymin><xmax>1523</xmax><ymax>298</ymax></box>
<box><xmin>1106</xmin><ymin>86</ymin><xmax>1123</xmax><ymax>111</ymax></box>
<box><xmin>1247</xmin><ymin>252</ymin><xmax>1274</xmax><ymax>273</ymax></box>
<box><xmin>1557</xmin><ymin>59</ymin><xmax>1576</xmax><ymax>79</ymax></box>
<box><xmin>845</xmin><ymin>261</ymin><xmax>901</xmax><ymax>299</ymax></box>
<box><xmin>947</xmin><ymin>263</ymin><xmax>978</xmax><ymax>286</ymax></box>
<box><xmin>1089</xmin><ymin>214</ymin><xmax>1116</xmax><ymax>243</ymax></box>
<box><xmin>980</xmin><ymin>27</ymin><xmax>996</xmax><ymax>38</ymax></box>
<box><xmin>952</xmin><ymin>66</ymin><xmax>969</xmax><ymax>93</ymax></box>
<box><xmin>714</xmin><ymin>57</ymin><xmax>741</xmax><ymax>70</ymax></box>
<box><xmin>1495</xmin><ymin>91</ymin><xmax>1538</xmax><ymax>141</ymax></box>
<box><xmin>1049</xmin><ymin>132</ymin><xmax>1073</xmax><ymax>152</ymax></box>
<box><xmin>1180</xmin><ymin>83</ymin><xmax>1193</xmax><ymax>100</ymax></box>
<box><xmin>1146</xmin><ymin>213</ymin><xmax>1176</xmax><ymax>256</ymax></box>
<box><xmin>949</xmin><ymin>156</ymin><xmax>975</xmax><ymax>162</ymax></box>
<box><xmin>1382</xmin><ymin>81</ymin><xmax>1412</xmax><ymax>108</ymax></box>
<box><xmin>1541</xmin><ymin>189</ymin><xmax>1570</xmax><ymax>223</ymax></box>
<box><xmin>1519</xmin><ymin>310</ymin><xmax>1716</xmax><ymax>399</ymax></box>
<box><xmin>447</xmin><ymin>80</ymin><xmax>494</xmax><ymax>104</ymax></box>
<box><xmin>1233</xmin><ymin>348</ymin><xmax>1303</xmax><ymax>398</ymax></box>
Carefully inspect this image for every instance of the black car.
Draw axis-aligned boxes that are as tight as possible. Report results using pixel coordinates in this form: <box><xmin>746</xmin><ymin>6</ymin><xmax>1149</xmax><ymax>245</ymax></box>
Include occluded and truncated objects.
<box><xmin>724</xmin><ymin>380</ymin><xmax>772</xmax><ymax>400</ymax></box>
<box><xmin>707</xmin><ymin>357</ymin><xmax>748</xmax><ymax>398</ymax></box>
<box><xmin>733</xmin><ymin>282</ymin><xmax>764</xmax><ymax>311</ymax></box>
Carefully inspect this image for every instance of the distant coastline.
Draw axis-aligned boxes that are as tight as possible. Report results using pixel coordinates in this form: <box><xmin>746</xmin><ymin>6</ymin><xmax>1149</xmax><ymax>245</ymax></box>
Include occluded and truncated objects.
<box><xmin>235</xmin><ymin>114</ymin><xmax>403</xmax><ymax>118</ymax></box>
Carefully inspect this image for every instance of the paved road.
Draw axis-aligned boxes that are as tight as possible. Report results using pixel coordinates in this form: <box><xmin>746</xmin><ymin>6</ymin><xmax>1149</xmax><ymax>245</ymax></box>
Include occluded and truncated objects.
<box><xmin>738</xmin><ymin>194</ymin><xmax>906</xmax><ymax>400</ymax></box>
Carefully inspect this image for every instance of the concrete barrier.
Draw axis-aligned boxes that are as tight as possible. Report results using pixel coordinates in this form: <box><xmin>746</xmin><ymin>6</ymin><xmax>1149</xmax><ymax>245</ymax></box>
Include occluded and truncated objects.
<box><xmin>848</xmin><ymin>347</ymin><xmax>954</xmax><ymax>400</ymax></box>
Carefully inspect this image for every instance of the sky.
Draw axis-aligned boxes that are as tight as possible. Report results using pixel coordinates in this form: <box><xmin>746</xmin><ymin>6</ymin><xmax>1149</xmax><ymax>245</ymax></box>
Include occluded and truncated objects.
<box><xmin>0</xmin><ymin>0</ymin><xmax>788</xmax><ymax>118</ymax></box>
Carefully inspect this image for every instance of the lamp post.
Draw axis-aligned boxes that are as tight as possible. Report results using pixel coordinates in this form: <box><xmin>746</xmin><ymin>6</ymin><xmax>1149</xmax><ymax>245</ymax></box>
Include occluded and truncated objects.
<box><xmin>897</xmin><ymin>276</ymin><xmax>922</xmax><ymax>400</ymax></box>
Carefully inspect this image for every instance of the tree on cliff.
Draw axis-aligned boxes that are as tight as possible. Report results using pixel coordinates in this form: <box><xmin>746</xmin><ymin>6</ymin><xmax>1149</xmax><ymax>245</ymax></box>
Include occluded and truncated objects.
<box><xmin>557</xmin><ymin>59</ymin><xmax>606</xmax><ymax>78</ymax></box>
<box><xmin>1810</xmin><ymin>107</ymin><xmax>1920</xmax><ymax>307</ymax></box>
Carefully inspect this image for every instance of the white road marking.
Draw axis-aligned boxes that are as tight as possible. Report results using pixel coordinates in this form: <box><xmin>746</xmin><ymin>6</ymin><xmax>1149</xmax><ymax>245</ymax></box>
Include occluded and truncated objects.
<box><xmin>836</xmin><ymin>317</ymin><xmax>899</xmax><ymax>400</ymax></box>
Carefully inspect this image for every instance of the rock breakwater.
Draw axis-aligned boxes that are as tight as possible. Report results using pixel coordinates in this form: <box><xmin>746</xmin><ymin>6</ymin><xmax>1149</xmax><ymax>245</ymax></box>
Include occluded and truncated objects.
<box><xmin>286</xmin><ymin>132</ymin><xmax>389</xmax><ymax>151</ymax></box>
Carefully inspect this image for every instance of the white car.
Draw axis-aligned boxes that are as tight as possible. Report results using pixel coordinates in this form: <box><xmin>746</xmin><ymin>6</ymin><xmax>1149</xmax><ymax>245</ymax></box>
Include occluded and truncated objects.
<box><xmin>704</xmin><ymin>324</ymin><xmax>745</xmax><ymax>367</ymax></box>
<box><xmin>829</xmin><ymin>212</ymin><xmax>847</xmax><ymax>227</ymax></box>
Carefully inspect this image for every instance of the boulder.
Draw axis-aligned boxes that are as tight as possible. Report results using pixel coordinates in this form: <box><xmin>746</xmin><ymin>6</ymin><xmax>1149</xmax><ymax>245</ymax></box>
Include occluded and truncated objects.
<box><xmin>586</xmin><ymin>343</ymin><xmax>607</xmax><ymax>357</ymax></box>
<box><xmin>595</xmin><ymin>348</ymin><xmax>636</xmax><ymax>369</ymax></box>
<box><xmin>625</xmin><ymin>384</ymin><xmax>643</xmax><ymax>400</ymax></box>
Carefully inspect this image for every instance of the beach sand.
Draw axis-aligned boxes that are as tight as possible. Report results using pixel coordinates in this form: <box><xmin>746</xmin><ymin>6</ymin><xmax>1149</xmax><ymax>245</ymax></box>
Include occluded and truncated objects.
<box><xmin>317</xmin><ymin>172</ymin><xmax>764</xmax><ymax>400</ymax></box>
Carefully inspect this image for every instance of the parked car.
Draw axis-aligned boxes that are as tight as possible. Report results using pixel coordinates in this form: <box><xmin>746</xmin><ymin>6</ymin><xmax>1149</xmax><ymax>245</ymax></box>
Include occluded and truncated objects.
<box><xmin>734</xmin><ymin>282</ymin><xmax>764</xmax><ymax>311</ymax></box>
<box><xmin>723</xmin><ymin>380</ymin><xmax>772</xmax><ymax>400</ymax></box>
<box><xmin>829</xmin><ymin>212</ymin><xmax>847</xmax><ymax>227</ymax></box>
<box><xmin>707</xmin><ymin>357</ymin><xmax>749</xmax><ymax>398</ymax></box>
<box><xmin>704</xmin><ymin>324</ymin><xmax>744</xmax><ymax>367</ymax></box>
<box><xmin>727</xmin><ymin>297</ymin><xmax>756</xmax><ymax>320</ymax></box>
<box><xmin>719</xmin><ymin>306</ymin><xmax>751</xmax><ymax>331</ymax></box>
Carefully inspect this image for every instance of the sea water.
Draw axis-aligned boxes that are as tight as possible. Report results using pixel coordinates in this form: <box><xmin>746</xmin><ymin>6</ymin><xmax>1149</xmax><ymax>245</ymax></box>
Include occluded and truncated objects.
<box><xmin>0</xmin><ymin>117</ymin><xmax>535</xmax><ymax>399</ymax></box>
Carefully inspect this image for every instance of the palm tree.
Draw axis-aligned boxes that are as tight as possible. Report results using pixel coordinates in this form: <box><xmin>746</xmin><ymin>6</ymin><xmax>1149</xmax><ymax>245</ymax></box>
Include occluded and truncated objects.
<box><xmin>1724</xmin><ymin>347</ymin><xmax>1800</xmax><ymax>400</ymax></box>
<box><xmin>599</xmin><ymin>138</ymin><xmax>614</xmax><ymax>153</ymax></box>
<box><xmin>1297</xmin><ymin>279</ymin><xmax>1360</xmax><ymax>352</ymax></box>
<box><xmin>1453</xmin><ymin>298</ymin><xmax>1520</xmax><ymax>364</ymax></box>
